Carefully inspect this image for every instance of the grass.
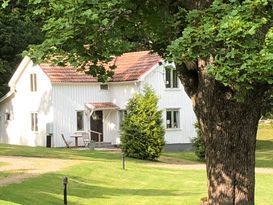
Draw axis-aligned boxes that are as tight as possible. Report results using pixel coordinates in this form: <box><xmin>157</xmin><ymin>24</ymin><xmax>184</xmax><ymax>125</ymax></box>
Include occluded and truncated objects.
<box><xmin>0</xmin><ymin>147</ymin><xmax>272</xmax><ymax>205</ymax></box>
<box><xmin>161</xmin><ymin>123</ymin><xmax>273</xmax><ymax>168</ymax></box>
<box><xmin>0</xmin><ymin>148</ymin><xmax>207</xmax><ymax>205</ymax></box>
<box><xmin>0</xmin><ymin>124</ymin><xmax>271</xmax><ymax>204</ymax></box>
<box><xmin>0</xmin><ymin>172</ymin><xmax>10</xmax><ymax>180</ymax></box>
<box><xmin>256</xmin><ymin>123</ymin><xmax>273</xmax><ymax>168</ymax></box>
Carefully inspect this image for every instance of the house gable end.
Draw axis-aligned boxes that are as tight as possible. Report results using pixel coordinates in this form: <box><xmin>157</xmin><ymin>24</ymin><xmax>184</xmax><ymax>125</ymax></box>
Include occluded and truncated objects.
<box><xmin>8</xmin><ymin>56</ymin><xmax>32</xmax><ymax>89</ymax></box>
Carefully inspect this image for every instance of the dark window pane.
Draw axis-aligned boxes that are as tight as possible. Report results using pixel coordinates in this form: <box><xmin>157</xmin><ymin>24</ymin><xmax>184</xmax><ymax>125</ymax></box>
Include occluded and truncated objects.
<box><xmin>119</xmin><ymin>110</ymin><xmax>127</xmax><ymax>127</ymax></box>
<box><xmin>100</xmin><ymin>84</ymin><xmax>108</xmax><ymax>90</ymax></box>
<box><xmin>32</xmin><ymin>113</ymin><xmax>34</xmax><ymax>131</ymax></box>
<box><xmin>173</xmin><ymin>70</ymin><xmax>178</xmax><ymax>88</ymax></box>
<box><xmin>166</xmin><ymin>111</ymin><xmax>172</xmax><ymax>128</ymax></box>
<box><xmin>77</xmin><ymin>111</ymin><xmax>84</xmax><ymax>131</ymax></box>
<box><xmin>33</xmin><ymin>74</ymin><xmax>37</xmax><ymax>91</ymax></box>
<box><xmin>35</xmin><ymin>113</ymin><xmax>38</xmax><ymax>131</ymax></box>
<box><xmin>165</xmin><ymin>69</ymin><xmax>171</xmax><ymax>88</ymax></box>
<box><xmin>30</xmin><ymin>74</ymin><xmax>33</xmax><ymax>91</ymax></box>
<box><xmin>173</xmin><ymin>111</ymin><xmax>179</xmax><ymax>128</ymax></box>
<box><xmin>31</xmin><ymin>113</ymin><xmax>38</xmax><ymax>131</ymax></box>
<box><xmin>30</xmin><ymin>74</ymin><xmax>37</xmax><ymax>92</ymax></box>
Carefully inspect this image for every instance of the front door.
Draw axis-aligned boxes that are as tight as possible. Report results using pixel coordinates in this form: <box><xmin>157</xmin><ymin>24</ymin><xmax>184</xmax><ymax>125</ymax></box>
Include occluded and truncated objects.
<box><xmin>90</xmin><ymin>111</ymin><xmax>103</xmax><ymax>142</ymax></box>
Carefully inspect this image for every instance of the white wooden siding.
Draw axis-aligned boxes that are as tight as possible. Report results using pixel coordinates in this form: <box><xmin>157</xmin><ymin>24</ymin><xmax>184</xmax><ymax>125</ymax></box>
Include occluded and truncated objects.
<box><xmin>0</xmin><ymin>59</ymin><xmax>196</xmax><ymax>147</ymax></box>
<box><xmin>140</xmin><ymin>64</ymin><xmax>197</xmax><ymax>144</ymax></box>
<box><xmin>0</xmin><ymin>62</ymin><xmax>53</xmax><ymax>146</ymax></box>
<box><xmin>52</xmin><ymin>84</ymin><xmax>112</xmax><ymax>146</ymax></box>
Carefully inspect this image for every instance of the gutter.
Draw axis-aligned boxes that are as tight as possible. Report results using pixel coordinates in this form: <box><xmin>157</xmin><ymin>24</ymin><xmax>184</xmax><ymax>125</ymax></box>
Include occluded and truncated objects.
<box><xmin>0</xmin><ymin>91</ymin><xmax>14</xmax><ymax>103</ymax></box>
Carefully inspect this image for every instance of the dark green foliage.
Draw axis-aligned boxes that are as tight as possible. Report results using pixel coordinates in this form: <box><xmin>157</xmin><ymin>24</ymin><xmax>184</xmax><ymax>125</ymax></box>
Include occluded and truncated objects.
<box><xmin>169</xmin><ymin>0</ymin><xmax>273</xmax><ymax>100</ymax></box>
<box><xmin>0</xmin><ymin>0</ymin><xmax>43</xmax><ymax>97</ymax></box>
<box><xmin>192</xmin><ymin>123</ymin><xmax>205</xmax><ymax>162</ymax></box>
<box><xmin>121</xmin><ymin>86</ymin><xmax>165</xmax><ymax>160</ymax></box>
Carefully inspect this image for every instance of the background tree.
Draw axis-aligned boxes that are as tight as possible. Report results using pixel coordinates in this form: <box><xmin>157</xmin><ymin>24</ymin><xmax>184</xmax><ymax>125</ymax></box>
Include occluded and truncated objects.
<box><xmin>0</xmin><ymin>0</ymin><xmax>43</xmax><ymax>97</ymax></box>
<box><xmin>120</xmin><ymin>86</ymin><xmax>165</xmax><ymax>160</ymax></box>
<box><xmin>192</xmin><ymin>122</ymin><xmax>205</xmax><ymax>162</ymax></box>
<box><xmin>26</xmin><ymin>0</ymin><xmax>273</xmax><ymax>204</ymax></box>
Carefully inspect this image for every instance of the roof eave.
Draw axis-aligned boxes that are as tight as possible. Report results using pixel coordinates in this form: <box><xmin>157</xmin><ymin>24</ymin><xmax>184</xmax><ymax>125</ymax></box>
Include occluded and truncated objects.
<box><xmin>138</xmin><ymin>61</ymin><xmax>162</xmax><ymax>82</ymax></box>
<box><xmin>0</xmin><ymin>91</ymin><xmax>14</xmax><ymax>103</ymax></box>
<box><xmin>8</xmin><ymin>56</ymin><xmax>32</xmax><ymax>88</ymax></box>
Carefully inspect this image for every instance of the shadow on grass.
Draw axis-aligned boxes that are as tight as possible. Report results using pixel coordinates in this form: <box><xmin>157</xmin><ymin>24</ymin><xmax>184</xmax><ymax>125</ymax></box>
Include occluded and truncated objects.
<box><xmin>0</xmin><ymin>173</ymin><xmax>201</xmax><ymax>205</ymax></box>
<box><xmin>256</xmin><ymin>140</ymin><xmax>273</xmax><ymax>151</ymax></box>
<box><xmin>256</xmin><ymin>140</ymin><xmax>273</xmax><ymax>168</ymax></box>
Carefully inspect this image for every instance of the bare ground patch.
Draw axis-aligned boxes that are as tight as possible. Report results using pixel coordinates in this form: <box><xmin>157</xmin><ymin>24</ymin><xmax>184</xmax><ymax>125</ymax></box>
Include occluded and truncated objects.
<box><xmin>0</xmin><ymin>156</ymin><xmax>80</xmax><ymax>186</ymax></box>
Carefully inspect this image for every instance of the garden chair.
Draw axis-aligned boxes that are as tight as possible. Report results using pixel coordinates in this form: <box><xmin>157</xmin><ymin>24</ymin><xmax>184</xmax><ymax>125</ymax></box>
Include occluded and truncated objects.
<box><xmin>61</xmin><ymin>134</ymin><xmax>73</xmax><ymax>148</ymax></box>
<box><xmin>82</xmin><ymin>132</ymin><xmax>91</xmax><ymax>147</ymax></box>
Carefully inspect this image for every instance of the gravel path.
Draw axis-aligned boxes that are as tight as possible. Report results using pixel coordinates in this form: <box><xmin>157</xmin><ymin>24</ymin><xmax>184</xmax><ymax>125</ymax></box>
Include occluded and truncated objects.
<box><xmin>0</xmin><ymin>156</ymin><xmax>80</xmax><ymax>187</ymax></box>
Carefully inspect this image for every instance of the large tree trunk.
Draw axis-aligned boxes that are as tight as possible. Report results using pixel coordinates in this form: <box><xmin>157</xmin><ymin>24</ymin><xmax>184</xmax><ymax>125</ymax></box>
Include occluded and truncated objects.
<box><xmin>176</xmin><ymin>61</ymin><xmax>266</xmax><ymax>205</ymax></box>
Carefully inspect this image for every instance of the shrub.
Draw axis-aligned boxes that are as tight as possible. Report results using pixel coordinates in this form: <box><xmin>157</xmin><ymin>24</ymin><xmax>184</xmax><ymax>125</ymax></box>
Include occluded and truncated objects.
<box><xmin>192</xmin><ymin>122</ymin><xmax>205</xmax><ymax>162</ymax></box>
<box><xmin>120</xmin><ymin>86</ymin><xmax>165</xmax><ymax>160</ymax></box>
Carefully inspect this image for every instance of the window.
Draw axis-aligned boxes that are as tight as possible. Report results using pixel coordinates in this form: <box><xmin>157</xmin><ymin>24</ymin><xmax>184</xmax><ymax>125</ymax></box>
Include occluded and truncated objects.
<box><xmin>119</xmin><ymin>110</ymin><xmax>127</xmax><ymax>127</ymax></box>
<box><xmin>166</xmin><ymin>110</ymin><xmax>180</xmax><ymax>129</ymax></box>
<box><xmin>31</xmin><ymin>113</ymin><xmax>38</xmax><ymax>131</ymax></box>
<box><xmin>100</xmin><ymin>84</ymin><xmax>108</xmax><ymax>90</ymax></box>
<box><xmin>5</xmin><ymin>112</ymin><xmax>11</xmax><ymax>122</ymax></box>
<box><xmin>165</xmin><ymin>66</ymin><xmax>178</xmax><ymax>88</ymax></box>
<box><xmin>77</xmin><ymin>111</ymin><xmax>84</xmax><ymax>131</ymax></box>
<box><xmin>30</xmin><ymin>73</ymin><xmax>37</xmax><ymax>92</ymax></box>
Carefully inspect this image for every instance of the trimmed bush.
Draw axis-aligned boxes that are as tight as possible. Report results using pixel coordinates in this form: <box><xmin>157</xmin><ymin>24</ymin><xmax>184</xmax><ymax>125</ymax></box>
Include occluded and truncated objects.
<box><xmin>192</xmin><ymin>122</ymin><xmax>205</xmax><ymax>162</ymax></box>
<box><xmin>120</xmin><ymin>86</ymin><xmax>165</xmax><ymax>160</ymax></box>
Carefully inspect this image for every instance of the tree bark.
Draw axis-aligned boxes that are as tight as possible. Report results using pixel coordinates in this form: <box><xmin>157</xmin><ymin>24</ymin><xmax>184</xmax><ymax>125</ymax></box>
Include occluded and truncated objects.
<box><xmin>177</xmin><ymin>61</ymin><xmax>266</xmax><ymax>205</ymax></box>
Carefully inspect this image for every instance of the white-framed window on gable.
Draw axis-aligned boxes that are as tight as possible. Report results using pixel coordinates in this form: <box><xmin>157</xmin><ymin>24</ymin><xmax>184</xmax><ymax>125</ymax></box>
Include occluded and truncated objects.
<box><xmin>31</xmin><ymin>112</ymin><xmax>38</xmax><ymax>131</ymax></box>
<box><xmin>76</xmin><ymin>111</ymin><xmax>84</xmax><ymax>131</ymax></box>
<box><xmin>166</xmin><ymin>109</ymin><xmax>180</xmax><ymax>129</ymax></box>
<box><xmin>30</xmin><ymin>73</ymin><xmax>37</xmax><ymax>92</ymax></box>
<box><xmin>165</xmin><ymin>66</ymin><xmax>178</xmax><ymax>88</ymax></box>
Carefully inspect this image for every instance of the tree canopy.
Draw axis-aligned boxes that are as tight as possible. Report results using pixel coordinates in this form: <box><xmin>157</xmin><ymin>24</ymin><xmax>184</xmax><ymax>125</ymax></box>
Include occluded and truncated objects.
<box><xmin>24</xmin><ymin>0</ymin><xmax>273</xmax><ymax>204</ymax></box>
<box><xmin>170</xmin><ymin>0</ymin><xmax>273</xmax><ymax>99</ymax></box>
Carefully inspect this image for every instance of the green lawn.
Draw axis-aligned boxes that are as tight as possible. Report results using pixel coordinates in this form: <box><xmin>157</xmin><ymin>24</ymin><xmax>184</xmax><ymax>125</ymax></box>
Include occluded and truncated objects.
<box><xmin>161</xmin><ymin>123</ymin><xmax>273</xmax><ymax>168</ymax></box>
<box><xmin>0</xmin><ymin>124</ymin><xmax>272</xmax><ymax>204</ymax></box>
<box><xmin>0</xmin><ymin>148</ymin><xmax>272</xmax><ymax>205</ymax></box>
<box><xmin>256</xmin><ymin>124</ymin><xmax>273</xmax><ymax>168</ymax></box>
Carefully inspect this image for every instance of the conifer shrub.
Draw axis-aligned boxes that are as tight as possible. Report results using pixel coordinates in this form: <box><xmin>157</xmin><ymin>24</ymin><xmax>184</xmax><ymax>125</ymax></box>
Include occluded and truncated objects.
<box><xmin>120</xmin><ymin>86</ymin><xmax>165</xmax><ymax>160</ymax></box>
<box><xmin>192</xmin><ymin>122</ymin><xmax>205</xmax><ymax>162</ymax></box>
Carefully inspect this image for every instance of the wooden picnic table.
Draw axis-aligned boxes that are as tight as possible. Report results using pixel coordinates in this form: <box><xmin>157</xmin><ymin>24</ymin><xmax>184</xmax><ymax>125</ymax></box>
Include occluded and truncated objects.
<box><xmin>70</xmin><ymin>134</ymin><xmax>82</xmax><ymax>147</ymax></box>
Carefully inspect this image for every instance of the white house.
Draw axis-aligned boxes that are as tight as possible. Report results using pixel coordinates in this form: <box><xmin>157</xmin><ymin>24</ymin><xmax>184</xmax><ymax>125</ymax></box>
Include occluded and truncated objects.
<box><xmin>0</xmin><ymin>51</ymin><xmax>196</xmax><ymax>150</ymax></box>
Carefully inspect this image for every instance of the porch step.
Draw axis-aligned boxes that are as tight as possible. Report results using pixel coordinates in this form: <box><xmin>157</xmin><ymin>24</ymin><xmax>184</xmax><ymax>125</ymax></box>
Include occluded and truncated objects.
<box><xmin>93</xmin><ymin>142</ymin><xmax>113</xmax><ymax>148</ymax></box>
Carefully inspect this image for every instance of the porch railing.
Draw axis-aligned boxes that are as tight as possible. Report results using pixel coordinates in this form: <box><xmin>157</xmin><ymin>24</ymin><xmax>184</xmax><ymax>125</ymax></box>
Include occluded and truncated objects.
<box><xmin>89</xmin><ymin>130</ymin><xmax>102</xmax><ymax>145</ymax></box>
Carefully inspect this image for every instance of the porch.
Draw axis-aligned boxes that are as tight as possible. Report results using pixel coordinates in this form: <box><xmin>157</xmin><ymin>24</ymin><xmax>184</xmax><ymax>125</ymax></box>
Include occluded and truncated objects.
<box><xmin>69</xmin><ymin>102</ymin><xmax>121</xmax><ymax>148</ymax></box>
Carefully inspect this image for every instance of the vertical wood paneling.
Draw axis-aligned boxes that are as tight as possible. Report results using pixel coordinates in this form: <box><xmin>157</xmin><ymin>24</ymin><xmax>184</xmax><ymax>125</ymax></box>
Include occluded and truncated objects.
<box><xmin>1</xmin><ymin>60</ymin><xmax>197</xmax><ymax>147</ymax></box>
<box><xmin>141</xmin><ymin>64</ymin><xmax>197</xmax><ymax>144</ymax></box>
<box><xmin>0</xmin><ymin>62</ymin><xmax>53</xmax><ymax>146</ymax></box>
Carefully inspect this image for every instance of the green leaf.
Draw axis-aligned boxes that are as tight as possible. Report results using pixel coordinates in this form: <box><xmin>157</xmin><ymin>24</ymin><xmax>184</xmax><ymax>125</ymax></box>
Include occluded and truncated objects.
<box><xmin>1</xmin><ymin>0</ymin><xmax>10</xmax><ymax>9</ymax></box>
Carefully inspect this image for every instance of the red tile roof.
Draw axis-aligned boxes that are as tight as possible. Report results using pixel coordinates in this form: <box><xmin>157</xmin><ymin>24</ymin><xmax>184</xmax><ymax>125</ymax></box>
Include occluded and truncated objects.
<box><xmin>86</xmin><ymin>102</ymin><xmax>119</xmax><ymax>110</ymax></box>
<box><xmin>40</xmin><ymin>51</ymin><xmax>161</xmax><ymax>83</ymax></box>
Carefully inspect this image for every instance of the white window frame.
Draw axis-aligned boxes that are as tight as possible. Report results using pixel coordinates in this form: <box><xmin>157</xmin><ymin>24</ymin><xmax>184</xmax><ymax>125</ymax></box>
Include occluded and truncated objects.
<box><xmin>30</xmin><ymin>73</ymin><xmax>37</xmax><ymax>92</ymax></box>
<box><xmin>166</xmin><ymin>109</ymin><xmax>180</xmax><ymax>129</ymax></box>
<box><xmin>76</xmin><ymin>111</ymin><xmax>84</xmax><ymax>131</ymax></box>
<box><xmin>165</xmin><ymin>66</ymin><xmax>178</xmax><ymax>89</ymax></box>
<box><xmin>5</xmin><ymin>112</ymin><xmax>11</xmax><ymax>122</ymax></box>
<box><xmin>31</xmin><ymin>112</ymin><xmax>38</xmax><ymax>132</ymax></box>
